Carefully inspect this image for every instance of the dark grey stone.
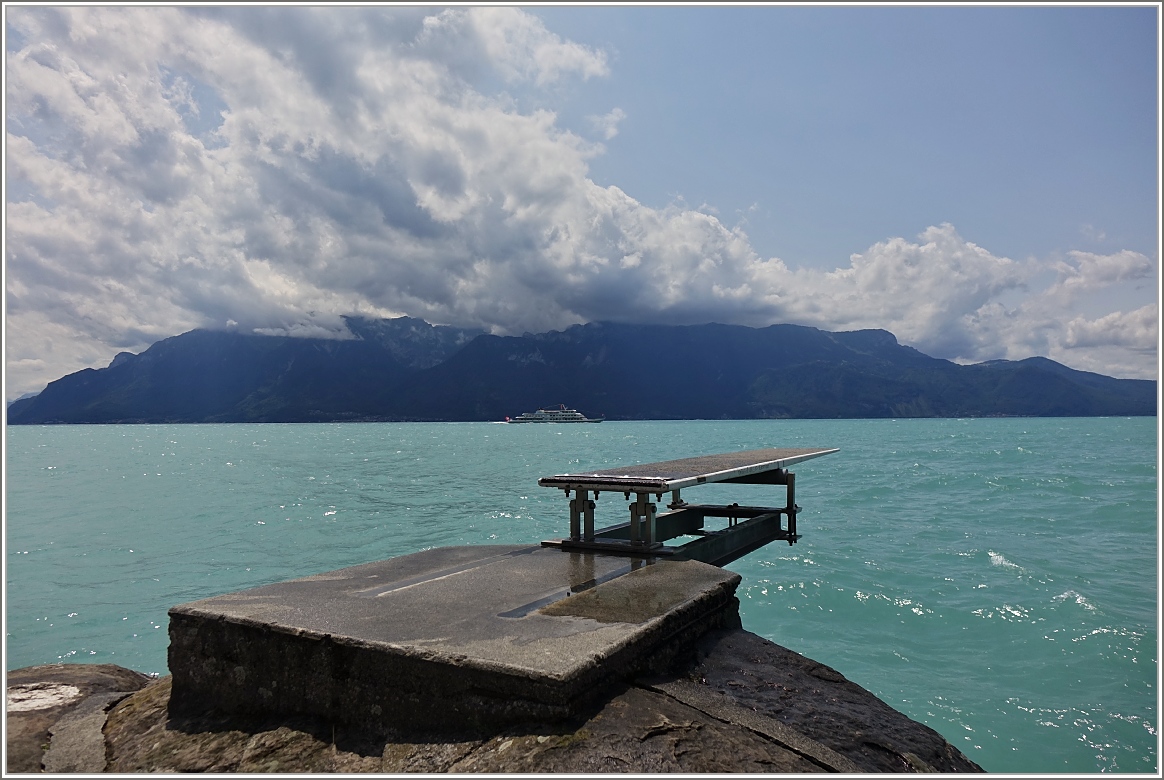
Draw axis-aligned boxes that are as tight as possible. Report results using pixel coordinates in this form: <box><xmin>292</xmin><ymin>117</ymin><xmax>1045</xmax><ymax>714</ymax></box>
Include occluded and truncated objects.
<box><xmin>5</xmin><ymin>664</ymin><xmax>151</xmax><ymax>774</ymax></box>
<box><xmin>42</xmin><ymin>692</ymin><xmax>126</xmax><ymax>773</ymax></box>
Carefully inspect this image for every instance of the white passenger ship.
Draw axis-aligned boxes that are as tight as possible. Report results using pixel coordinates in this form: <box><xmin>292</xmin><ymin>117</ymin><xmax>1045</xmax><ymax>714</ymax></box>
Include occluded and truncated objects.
<box><xmin>505</xmin><ymin>404</ymin><xmax>604</xmax><ymax>423</ymax></box>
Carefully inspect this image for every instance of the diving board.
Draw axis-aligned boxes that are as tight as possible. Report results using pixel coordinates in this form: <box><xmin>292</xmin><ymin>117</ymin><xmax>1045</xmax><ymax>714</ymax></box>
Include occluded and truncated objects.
<box><xmin>539</xmin><ymin>447</ymin><xmax>838</xmax><ymax>566</ymax></box>
<box><xmin>538</xmin><ymin>447</ymin><xmax>838</xmax><ymax>493</ymax></box>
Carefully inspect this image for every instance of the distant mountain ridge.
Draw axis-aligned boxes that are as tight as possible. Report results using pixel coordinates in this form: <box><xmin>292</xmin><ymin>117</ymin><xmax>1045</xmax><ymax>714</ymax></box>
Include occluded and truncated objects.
<box><xmin>7</xmin><ymin>317</ymin><xmax>1156</xmax><ymax>423</ymax></box>
<box><xmin>6</xmin><ymin>317</ymin><xmax>482</xmax><ymax>424</ymax></box>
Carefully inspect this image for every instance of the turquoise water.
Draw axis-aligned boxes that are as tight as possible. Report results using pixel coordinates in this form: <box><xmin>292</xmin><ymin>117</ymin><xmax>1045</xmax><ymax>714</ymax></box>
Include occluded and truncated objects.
<box><xmin>4</xmin><ymin>418</ymin><xmax>1158</xmax><ymax>772</ymax></box>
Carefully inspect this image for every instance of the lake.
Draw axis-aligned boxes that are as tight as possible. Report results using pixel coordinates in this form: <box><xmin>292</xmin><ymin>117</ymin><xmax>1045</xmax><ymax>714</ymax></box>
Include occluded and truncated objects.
<box><xmin>4</xmin><ymin>417</ymin><xmax>1157</xmax><ymax>772</ymax></box>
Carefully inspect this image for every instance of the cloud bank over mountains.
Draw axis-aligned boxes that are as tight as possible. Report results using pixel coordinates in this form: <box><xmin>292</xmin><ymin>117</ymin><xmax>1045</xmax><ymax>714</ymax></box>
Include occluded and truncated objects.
<box><xmin>5</xmin><ymin>6</ymin><xmax>1158</xmax><ymax>399</ymax></box>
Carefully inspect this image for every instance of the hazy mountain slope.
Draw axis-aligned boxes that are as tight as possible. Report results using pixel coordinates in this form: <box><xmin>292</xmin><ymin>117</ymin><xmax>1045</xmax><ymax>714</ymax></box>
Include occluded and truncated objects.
<box><xmin>7</xmin><ymin>319</ymin><xmax>1155</xmax><ymax>423</ymax></box>
<box><xmin>7</xmin><ymin>317</ymin><xmax>482</xmax><ymax>423</ymax></box>
<box><xmin>390</xmin><ymin>321</ymin><xmax>1156</xmax><ymax>420</ymax></box>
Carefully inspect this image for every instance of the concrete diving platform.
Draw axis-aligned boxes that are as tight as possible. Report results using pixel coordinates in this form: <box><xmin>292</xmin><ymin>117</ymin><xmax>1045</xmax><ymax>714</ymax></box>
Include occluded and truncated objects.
<box><xmin>168</xmin><ymin>546</ymin><xmax>740</xmax><ymax>731</ymax></box>
<box><xmin>167</xmin><ymin>446</ymin><xmax>837</xmax><ymax>734</ymax></box>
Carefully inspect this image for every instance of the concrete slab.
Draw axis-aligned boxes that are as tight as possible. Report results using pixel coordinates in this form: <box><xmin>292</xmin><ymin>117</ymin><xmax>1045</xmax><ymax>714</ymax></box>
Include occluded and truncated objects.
<box><xmin>168</xmin><ymin>545</ymin><xmax>741</xmax><ymax>732</ymax></box>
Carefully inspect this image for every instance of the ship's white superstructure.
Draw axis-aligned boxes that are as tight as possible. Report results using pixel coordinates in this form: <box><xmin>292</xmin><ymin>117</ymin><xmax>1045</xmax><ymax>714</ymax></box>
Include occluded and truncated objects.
<box><xmin>506</xmin><ymin>405</ymin><xmax>603</xmax><ymax>423</ymax></box>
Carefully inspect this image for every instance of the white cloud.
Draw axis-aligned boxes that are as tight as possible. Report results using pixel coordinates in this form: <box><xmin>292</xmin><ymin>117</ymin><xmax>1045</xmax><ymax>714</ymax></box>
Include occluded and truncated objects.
<box><xmin>1065</xmin><ymin>306</ymin><xmax>1158</xmax><ymax>351</ymax></box>
<box><xmin>416</xmin><ymin>7</ymin><xmax>607</xmax><ymax>87</ymax></box>
<box><xmin>4</xmin><ymin>7</ymin><xmax>1158</xmax><ymax>400</ymax></box>
<box><xmin>752</xmin><ymin>224</ymin><xmax>1032</xmax><ymax>360</ymax></box>
<box><xmin>1048</xmin><ymin>249</ymin><xmax>1155</xmax><ymax>298</ymax></box>
<box><xmin>750</xmin><ymin>234</ymin><xmax>1158</xmax><ymax>380</ymax></box>
<box><xmin>467</xmin><ymin>7</ymin><xmax>609</xmax><ymax>85</ymax></box>
<box><xmin>588</xmin><ymin>107</ymin><xmax>626</xmax><ymax>140</ymax></box>
<box><xmin>1047</xmin><ymin>304</ymin><xmax>1159</xmax><ymax>379</ymax></box>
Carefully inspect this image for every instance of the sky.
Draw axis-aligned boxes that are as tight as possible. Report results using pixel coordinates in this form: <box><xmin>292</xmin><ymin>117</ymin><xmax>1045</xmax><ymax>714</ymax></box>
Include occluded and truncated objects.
<box><xmin>3</xmin><ymin>5</ymin><xmax>1160</xmax><ymax>401</ymax></box>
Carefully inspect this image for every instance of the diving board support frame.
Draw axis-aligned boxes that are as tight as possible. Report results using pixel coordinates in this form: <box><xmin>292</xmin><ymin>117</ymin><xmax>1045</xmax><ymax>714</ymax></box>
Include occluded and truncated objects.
<box><xmin>569</xmin><ymin>489</ymin><xmax>597</xmax><ymax>542</ymax></box>
<box><xmin>538</xmin><ymin>448</ymin><xmax>837</xmax><ymax>566</ymax></box>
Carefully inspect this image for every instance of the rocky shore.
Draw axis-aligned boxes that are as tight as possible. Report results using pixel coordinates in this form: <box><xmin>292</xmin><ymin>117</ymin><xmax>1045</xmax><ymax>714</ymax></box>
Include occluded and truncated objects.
<box><xmin>7</xmin><ymin>627</ymin><xmax>983</xmax><ymax>773</ymax></box>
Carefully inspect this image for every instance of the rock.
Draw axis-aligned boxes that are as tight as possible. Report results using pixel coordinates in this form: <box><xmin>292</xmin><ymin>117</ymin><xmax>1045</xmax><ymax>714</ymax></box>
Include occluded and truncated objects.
<box><xmin>682</xmin><ymin>628</ymin><xmax>983</xmax><ymax>772</ymax></box>
<box><xmin>42</xmin><ymin>691</ymin><xmax>129</xmax><ymax>773</ymax></box>
<box><xmin>445</xmin><ymin>686</ymin><xmax>824</xmax><ymax>773</ymax></box>
<box><xmin>101</xmin><ymin>676</ymin><xmax>827</xmax><ymax>773</ymax></box>
<box><xmin>9</xmin><ymin>630</ymin><xmax>985</xmax><ymax>773</ymax></box>
<box><xmin>5</xmin><ymin>664</ymin><xmax>152</xmax><ymax>773</ymax></box>
<box><xmin>103</xmin><ymin>677</ymin><xmax>390</xmax><ymax>773</ymax></box>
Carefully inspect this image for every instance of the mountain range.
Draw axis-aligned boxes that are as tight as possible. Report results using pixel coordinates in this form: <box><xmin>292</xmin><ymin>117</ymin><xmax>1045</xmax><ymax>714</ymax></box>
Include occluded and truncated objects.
<box><xmin>6</xmin><ymin>317</ymin><xmax>1156</xmax><ymax>423</ymax></box>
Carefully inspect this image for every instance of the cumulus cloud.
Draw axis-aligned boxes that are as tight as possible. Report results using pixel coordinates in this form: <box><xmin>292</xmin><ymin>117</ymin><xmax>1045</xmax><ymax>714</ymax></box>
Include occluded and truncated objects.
<box><xmin>416</xmin><ymin>7</ymin><xmax>608</xmax><ymax>87</ymax></box>
<box><xmin>1048</xmin><ymin>250</ymin><xmax>1155</xmax><ymax>298</ymax></box>
<box><xmin>1065</xmin><ymin>306</ymin><xmax>1158</xmax><ymax>351</ymax></box>
<box><xmin>3</xmin><ymin>7</ymin><xmax>1158</xmax><ymax>399</ymax></box>
<box><xmin>746</xmin><ymin>225</ymin><xmax>1032</xmax><ymax>360</ymax></box>
<box><xmin>750</xmin><ymin>233</ymin><xmax>1157</xmax><ymax>379</ymax></box>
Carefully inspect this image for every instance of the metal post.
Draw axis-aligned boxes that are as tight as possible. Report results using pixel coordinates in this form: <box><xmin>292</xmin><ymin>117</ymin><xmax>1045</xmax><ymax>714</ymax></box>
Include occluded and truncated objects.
<box><xmin>569</xmin><ymin>489</ymin><xmax>582</xmax><ymax>541</ymax></box>
<box><xmin>584</xmin><ymin>498</ymin><xmax>596</xmax><ymax>541</ymax></box>
<box><xmin>786</xmin><ymin>472</ymin><xmax>797</xmax><ymax>543</ymax></box>
<box><xmin>628</xmin><ymin>499</ymin><xmax>641</xmax><ymax>544</ymax></box>
<box><xmin>627</xmin><ymin>493</ymin><xmax>656</xmax><ymax>546</ymax></box>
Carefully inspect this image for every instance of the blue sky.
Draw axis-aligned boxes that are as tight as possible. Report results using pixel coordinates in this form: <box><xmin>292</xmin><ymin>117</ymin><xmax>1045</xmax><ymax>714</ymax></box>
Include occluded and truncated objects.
<box><xmin>537</xmin><ymin>6</ymin><xmax>1158</xmax><ymax>268</ymax></box>
<box><xmin>4</xmin><ymin>5</ymin><xmax>1160</xmax><ymax>400</ymax></box>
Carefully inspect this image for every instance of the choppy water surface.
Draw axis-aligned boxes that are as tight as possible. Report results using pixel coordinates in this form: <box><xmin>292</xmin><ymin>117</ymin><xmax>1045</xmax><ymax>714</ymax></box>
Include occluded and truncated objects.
<box><xmin>5</xmin><ymin>417</ymin><xmax>1157</xmax><ymax>772</ymax></box>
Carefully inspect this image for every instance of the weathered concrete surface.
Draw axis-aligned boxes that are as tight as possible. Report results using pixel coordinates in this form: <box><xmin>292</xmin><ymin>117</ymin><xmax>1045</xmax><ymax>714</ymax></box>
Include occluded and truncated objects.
<box><xmin>5</xmin><ymin>663</ymin><xmax>151</xmax><ymax>773</ymax></box>
<box><xmin>168</xmin><ymin>546</ymin><xmax>741</xmax><ymax>731</ymax></box>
